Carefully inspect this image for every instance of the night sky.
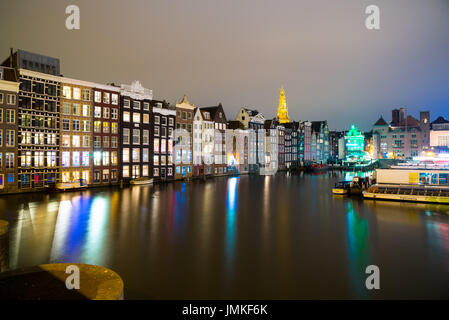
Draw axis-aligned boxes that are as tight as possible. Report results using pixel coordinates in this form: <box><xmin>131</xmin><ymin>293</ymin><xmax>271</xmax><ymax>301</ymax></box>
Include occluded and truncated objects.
<box><xmin>1</xmin><ymin>0</ymin><xmax>448</xmax><ymax>131</ymax></box>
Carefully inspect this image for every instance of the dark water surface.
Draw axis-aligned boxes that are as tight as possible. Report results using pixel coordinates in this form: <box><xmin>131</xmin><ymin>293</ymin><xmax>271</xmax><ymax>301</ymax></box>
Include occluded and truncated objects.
<box><xmin>1</xmin><ymin>172</ymin><xmax>449</xmax><ymax>299</ymax></box>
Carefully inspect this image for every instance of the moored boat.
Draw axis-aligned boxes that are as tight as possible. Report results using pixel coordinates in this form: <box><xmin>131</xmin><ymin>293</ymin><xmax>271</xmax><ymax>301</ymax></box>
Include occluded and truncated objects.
<box><xmin>332</xmin><ymin>181</ymin><xmax>350</xmax><ymax>195</ymax></box>
<box><xmin>47</xmin><ymin>179</ymin><xmax>88</xmax><ymax>192</ymax></box>
<box><xmin>362</xmin><ymin>167</ymin><xmax>449</xmax><ymax>204</ymax></box>
<box><xmin>130</xmin><ymin>177</ymin><xmax>154</xmax><ymax>185</ymax></box>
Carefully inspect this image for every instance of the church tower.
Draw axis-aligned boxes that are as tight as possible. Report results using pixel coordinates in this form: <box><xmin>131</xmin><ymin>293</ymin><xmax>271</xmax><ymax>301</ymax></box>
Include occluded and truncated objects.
<box><xmin>277</xmin><ymin>86</ymin><xmax>290</xmax><ymax>123</ymax></box>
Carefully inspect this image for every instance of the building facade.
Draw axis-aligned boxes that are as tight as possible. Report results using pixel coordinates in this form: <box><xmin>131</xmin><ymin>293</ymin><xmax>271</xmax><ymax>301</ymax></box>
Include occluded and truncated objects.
<box><xmin>5</xmin><ymin>51</ymin><xmax>62</xmax><ymax>190</ymax></box>
<box><xmin>174</xmin><ymin>96</ymin><xmax>194</xmax><ymax>179</ymax></box>
<box><xmin>430</xmin><ymin>116</ymin><xmax>449</xmax><ymax>154</ymax></box>
<box><xmin>92</xmin><ymin>84</ymin><xmax>120</xmax><ymax>185</ymax></box>
<box><xmin>264</xmin><ymin>119</ymin><xmax>279</xmax><ymax>172</ymax></box>
<box><xmin>311</xmin><ymin>121</ymin><xmax>329</xmax><ymax>163</ymax></box>
<box><xmin>235</xmin><ymin>108</ymin><xmax>265</xmax><ymax>173</ymax></box>
<box><xmin>119</xmin><ymin>81</ymin><xmax>153</xmax><ymax>182</ymax></box>
<box><xmin>201</xmin><ymin>104</ymin><xmax>228</xmax><ymax>176</ymax></box>
<box><xmin>60</xmin><ymin>79</ymin><xmax>93</xmax><ymax>184</ymax></box>
<box><xmin>152</xmin><ymin>100</ymin><xmax>175</xmax><ymax>181</ymax></box>
<box><xmin>372</xmin><ymin>108</ymin><xmax>430</xmax><ymax>159</ymax></box>
<box><xmin>0</xmin><ymin>66</ymin><xmax>20</xmax><ymax>193</ymax></box>
<box><xmin>226</xmin><ymin>121</ymin><xmax>249</xmax><ymax>174</ymax></box>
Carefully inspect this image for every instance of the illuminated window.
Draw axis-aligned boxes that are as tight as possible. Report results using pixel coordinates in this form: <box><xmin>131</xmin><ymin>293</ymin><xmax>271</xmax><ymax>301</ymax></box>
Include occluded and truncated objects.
<box><xmin>103</xmin><ymin>169</ymin><xmax>109</xmax><ymax>182</ymax></box>
<box><xmin>94</xmin><ymin>106</ymin><xmax>101</xmax><ymax>118</ymax></box>
<box><xmin>63</xmin><ymin>86</ymin><xmax>71</xmax><ymax>99</ymax></box>
<box><xmin>94</xmin><ymin>151</ymin><xmax>102</xmax><ymax>166</ymax></box>
<box><xmin>103</xmin><ymin>92</ymin><xmax>110</xmax><ymax>104</ymax></box>
<box><xmin>73</xmin><ymin>88</ymin><xmax>81</xmax><ymax>100</ymax></box>
<box><xmin>82</xmin><ymin>89</ymin><xmax>90</xmax><ymax>101</ymax></box>
<box><xmin>62</xmin><ymin>102</ymin><xmax>71</xmax><ymax>115</ymax></box>
<box><xmin>103</xmin><ymin>107</ymin><xmax>110</xmax><ymax>119</ymax></box>
<box><xmin>111</xmin><ymin>122</ymin><xmax>118</xmax><ymax>134</ymax></box>
<box><xmin>102</xmin><ymin>151</ymin><xmax>109</xmax><ymax>166</ymax></box>
<box><xmin>94</xmin><ymin>91</ymin><xmax>101</xmax><ymax>103</ymax></box>
<box><xmin>123</xmin><ymin>111</ymin><xmax>130</xmax><ymax>122</ymax></box>
<box><xmin>82</xmin><ymin>120</ymin><xmax>90</xmax><ymax>132</ymax></box>
<box><xmin>122</xmin><ymin>148</ymin><xmax>129</xmax><ymax>163</ymax></box>
<box><xmin>132</xmin><ymin>148</ymin><xmax>140</xmax><ymax>162</ymax></box>
<box><xmin>122</xmin><ymin>166</ymin><xmax>129</xmax><ymax>177</ymax></box>
<box><xmin>94</xmin><ymin>121</ymin><xmax>101</xmax><ymax>133</ymax></box>
<box><xmin>154</xmin><ymin>155</ymin><xmax>159</xmax><ymax>165</ymax></box>
<box><xmin>143</xmin><ymin>114</ymin><xmax>149</xmax><ymax>124</ymax></box>
<box><xmin>111</xmin><ymin>151</ymin><xmax>118</xmax><ymax>165</ymax></box>
<box><xmin>72</xmin><ymin>135</ymin><xmax>80</xmax><ymax>147</ymax></box>
<box><xmin>103</xmin><ymin>122</ymin><xmax>109</xmax><ymax>133</ymax></box>
<box><xmin>111</xmin><ymin>136</ymin><xmax>118</xmax><ymax>148</ymax></box>
<box><xmin>47</xmin><ymin>152</ymin><xmax>57</xmax><ymax>167</ymax></box>
<box><xmin>82</xmin><ymin>152</ymin><xmax>89</xmax><ymax>167</ymax></box>
<box><xmin>161</xmin><ymin>139</ymin><xmax>166</xmax><ymax>153</ymax></box>
<box><xmin>82</xmin><ymin>105</ymin><xmax>90</xmax><ymax>117</ymax></box>
<box><xmin>111</xmin><ymin>94</ymin><xmax>118</xmax><ymax>105</ymax></box>
<box><xmin>72</xmin><ymin>152</ymin><xmax>80</xmax><ymax>167</ymax></box>
<box><xmin>62</xmin><ymin>135</ymin><xmax>70</xmax><ymax>147</ymax></box>
<box><xmin>103</xmin><ymin>136</ymin><xmax>109</xmax><ymax>148</ymax></box>
<box><xmin>154</xmin><ymin>138</ymin><xmax>159</xmax><ymax>153</ymax></box>
<box><xmin>142</xmin><ymin>165</ymin><xmax>149</xmax><ymax>176</ymax></box>
<box><xmin>142</xmin><ymin>148</ymin><xmax>149</xmax><ymax>162</ymax></box>
<box><xmin>62</xmin><ymin>152</ymin><xmax>70</xmax><ymax>167</ymax></box>
<box><xmin>133</xmin><ymin>113</ymin><xmax>140</xmax><ymax>123</ymax></box>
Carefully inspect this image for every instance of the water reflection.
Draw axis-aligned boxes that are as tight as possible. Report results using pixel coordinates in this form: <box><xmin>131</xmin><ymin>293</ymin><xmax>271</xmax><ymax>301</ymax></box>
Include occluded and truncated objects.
<box><xmin>1</xmin><ymin>172</ymin><xmax>449</xmax><ymax>299</ymax></box>
<box><xmin>84</xmin><ymin>196</ymin><xmax>109</xmax><ymax>265</ymax></box>
<box><xmin>345</xmin><ymin>200</ymin><xmax>371</xmax><ymax>297</ymax></box>
<box><xmin>226</xmin><ymin>177</ymin><xmax>238</xmax><ymax>274</ymax></box>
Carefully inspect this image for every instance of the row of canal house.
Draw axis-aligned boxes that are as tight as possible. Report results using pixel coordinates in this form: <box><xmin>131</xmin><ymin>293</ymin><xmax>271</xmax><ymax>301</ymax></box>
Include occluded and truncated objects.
<box><xmin>0</xmin><ymin>49</ymin><xmax>331</xmax><ymax>194</ymax></box>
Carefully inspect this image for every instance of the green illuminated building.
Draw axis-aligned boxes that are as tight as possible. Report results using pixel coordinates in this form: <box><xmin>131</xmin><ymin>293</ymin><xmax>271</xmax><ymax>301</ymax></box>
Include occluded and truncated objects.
<box><xmin>344</xmin><ymin>125</ymin><xmax>372</xmax><ymax>165</ymax></box>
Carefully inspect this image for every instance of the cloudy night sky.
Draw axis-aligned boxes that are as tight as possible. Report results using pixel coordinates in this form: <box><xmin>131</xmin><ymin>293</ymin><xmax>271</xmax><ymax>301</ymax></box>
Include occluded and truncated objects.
<box><xmin>1</xmin><ymin>0</ymin><xmax>448</xmax><ymax>131</ymax></box>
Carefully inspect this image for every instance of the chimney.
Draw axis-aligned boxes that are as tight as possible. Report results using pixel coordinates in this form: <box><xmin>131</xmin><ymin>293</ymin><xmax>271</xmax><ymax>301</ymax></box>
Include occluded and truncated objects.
<box><xmin>392</xmin><ymin>109</ymin><xmax>400</xmax><ymax>126</ymax></box>
<box><xmin>420</xmin><ymin>111</ymin><xmax>430</xmax><ymax>125</ymax></box>
<box><xmin>400</xmin><ymin>107</ymin><xmax>405</xmax><ymax>124</ymax></box>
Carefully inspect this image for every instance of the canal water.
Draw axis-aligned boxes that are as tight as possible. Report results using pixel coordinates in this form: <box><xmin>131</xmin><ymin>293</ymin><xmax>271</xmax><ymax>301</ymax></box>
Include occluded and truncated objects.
<box><xmin>0</xmin><ymin>171</ymin><xmax>448</xmax><ymax>299</ymax></box>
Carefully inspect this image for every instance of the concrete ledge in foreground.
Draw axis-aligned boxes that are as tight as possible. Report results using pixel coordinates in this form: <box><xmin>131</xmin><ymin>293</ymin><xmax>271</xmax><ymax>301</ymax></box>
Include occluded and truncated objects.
<box><xmin>0</xmin><ymin>263</ymin><xmax>124</xmax><ymax>300</ymax></box>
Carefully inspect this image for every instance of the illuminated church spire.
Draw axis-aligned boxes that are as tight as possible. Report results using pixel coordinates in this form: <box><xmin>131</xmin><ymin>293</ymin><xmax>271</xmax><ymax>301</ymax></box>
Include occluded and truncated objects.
<box><xmin>277</xmin><ymin>85</ymin><xmax>290</xmax><ymax>123</ymax></box>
